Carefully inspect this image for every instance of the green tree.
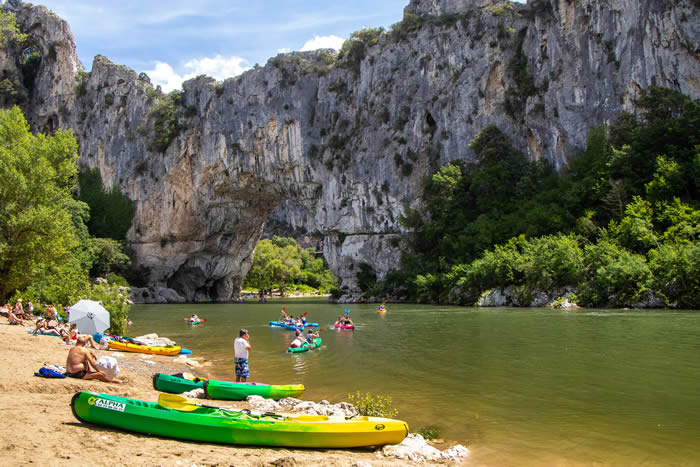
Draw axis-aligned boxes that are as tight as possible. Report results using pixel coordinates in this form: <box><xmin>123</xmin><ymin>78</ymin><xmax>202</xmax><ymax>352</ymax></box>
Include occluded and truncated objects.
<box><xmin>579</xmin><ymin>240</ymin><xmax>651</xmax><ymax>306</ymax></box>
<box><xmin>244</xmin><ymin>237</ymin><xmax>337</xmax><ymax>295</ymax></box>
<box><xmin>648</xmin><ymin>242</ymin><xmax>699</xmax><ymax>308</ymax></box>
<box><xmin>0</xmin><ymin>106</ymin><xmax>132</xmax><ymax>326</ymax></box>
<box><xmin>243</xmin><ymin>237</ymin><xmax>302</xmax><ymax>295</ymax></box>
<box><xmin>0</xmin><ymin>106</ymin><xmax>83</xmax><ymax>300</ymax></box>
<box><xmin>77</xmin><ymin>168</ymin><xmax>135</xmax><ymax>240</ymax></box>
<box><xmin>0</xmin><ymin>10</ymin><xmax>27</xmax><ymax>47</ymax></box>
<box><xmin>87</xmin><ymin>237</ymin><xmax>131</xmax><ymax>278</ymax></box>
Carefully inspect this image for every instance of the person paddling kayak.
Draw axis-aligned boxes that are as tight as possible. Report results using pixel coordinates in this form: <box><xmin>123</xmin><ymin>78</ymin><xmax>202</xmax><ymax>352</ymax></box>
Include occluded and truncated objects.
<box><xmin>289</xmin><ymin>329</ymin><xmax>306</xmax><ymax>349</ymax></box>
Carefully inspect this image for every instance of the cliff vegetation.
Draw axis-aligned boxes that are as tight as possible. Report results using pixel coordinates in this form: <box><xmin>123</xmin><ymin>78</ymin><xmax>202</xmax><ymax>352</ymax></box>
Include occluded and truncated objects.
<box><xmin>362</xmin><ymin>88</ymin><xmax>699</xmax><ymax>308</ymax></box>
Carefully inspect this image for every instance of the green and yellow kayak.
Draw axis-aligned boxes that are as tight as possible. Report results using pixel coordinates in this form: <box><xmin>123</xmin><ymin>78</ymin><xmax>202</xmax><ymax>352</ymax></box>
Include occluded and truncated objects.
<box><xmin>70</xmin><ymin>391</ymin><xmax>408</xmax><ymax>448</ymax></box>
<box><xmin>153</xmin><ymin>373</ymin><xmax>305</xmax><ymax>400</ymax></box>
<box><xmin>152</xmin><ymin>373</ymin><xmax>204</xmax><ymax>394</ymax></box>
<box><xmin>205</xmin><ymin>378</ymin><xmax>305</xmax><ymax>400</ymax></box>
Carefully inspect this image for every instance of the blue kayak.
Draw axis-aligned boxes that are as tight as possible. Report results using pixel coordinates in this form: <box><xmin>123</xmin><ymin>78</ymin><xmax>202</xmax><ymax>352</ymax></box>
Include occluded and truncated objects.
<box><xmin>268</xmin><ymin>321</ymin><xmax>319</xmax><ymax>331</ymax></box>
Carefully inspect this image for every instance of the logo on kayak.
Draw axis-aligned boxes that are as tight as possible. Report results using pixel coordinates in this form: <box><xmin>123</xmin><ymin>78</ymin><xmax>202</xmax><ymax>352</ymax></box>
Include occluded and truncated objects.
<box><xmin>375</xmin><ymin>424</ymin><xmax>386</xmax><ymax>431</ymax></box>
<box><xmin>91</xmin><ymin>398</ymin><xmax>126</xmax><ymax>412</ymax></box>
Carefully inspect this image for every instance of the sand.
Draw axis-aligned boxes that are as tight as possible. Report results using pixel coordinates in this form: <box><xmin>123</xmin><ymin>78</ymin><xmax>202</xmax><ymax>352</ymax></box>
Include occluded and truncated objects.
<box><xmin>0</xmin><ymin>317</ymin><xmax>452</xmax><ymax>466</ymax></box>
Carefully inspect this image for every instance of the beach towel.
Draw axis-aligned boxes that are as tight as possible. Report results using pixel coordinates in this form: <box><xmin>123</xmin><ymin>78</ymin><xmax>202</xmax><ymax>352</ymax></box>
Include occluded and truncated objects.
<box><xmin>96</xmin><ymin>356</ymin><xmax>119</xmax><ymax>380</ymax></box>
<box><xmin>34</xmin><ymin>367</ymin><xmax>66</xmax><ymax>378</ymax></box>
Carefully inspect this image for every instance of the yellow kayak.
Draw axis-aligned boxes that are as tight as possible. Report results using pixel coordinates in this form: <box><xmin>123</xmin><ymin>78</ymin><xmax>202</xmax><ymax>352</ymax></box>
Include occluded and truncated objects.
<box><xmin>108</xmin><ymin>340</ymin><xmax>181</xmax><ymax>356</ymax></box>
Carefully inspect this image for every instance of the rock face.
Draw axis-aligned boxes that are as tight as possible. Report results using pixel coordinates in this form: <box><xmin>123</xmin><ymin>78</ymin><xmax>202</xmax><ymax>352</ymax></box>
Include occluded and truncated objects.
<box><xmin>2</xmin><ymin>1</ymin><xmax>699</xmax><ymax>301</ymax></box>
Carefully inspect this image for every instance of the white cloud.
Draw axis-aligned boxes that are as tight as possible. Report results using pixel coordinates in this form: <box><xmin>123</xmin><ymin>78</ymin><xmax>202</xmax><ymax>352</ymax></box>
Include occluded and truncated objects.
<box><xmin>143</xmin><ymin>62</ymin><xmax>183</xmax><ymax>93</ymax></box>
<box><xmin>301</xmin><ymin>34</ymin><xmax>345</xmax><ymax>52</ymax></box>
<box><xmin>183</xmin><ymin>55</ymin><xmax>250</xmax><ymax>80</ymax></box>
<box><xmin>277</xmin><ymin>47</ymin><xmax>292</xmax><ymax>54</ymax></box>
<box><xmin>144</xmin><ymin>55</ymin><xmax>251</xmax><ymax>92</ymax></box>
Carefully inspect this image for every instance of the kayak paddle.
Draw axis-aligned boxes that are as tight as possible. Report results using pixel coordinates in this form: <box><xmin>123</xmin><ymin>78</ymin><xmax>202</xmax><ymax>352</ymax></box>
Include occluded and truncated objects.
<box><xmin>158</xmin><ymin>393</ymin><xmax>285</xmax><ymax>419</ymax></box>
<box><xmin>158</xmin><ymin>393</ymin><xmax>221</xmax><ymax>411</ymax></box>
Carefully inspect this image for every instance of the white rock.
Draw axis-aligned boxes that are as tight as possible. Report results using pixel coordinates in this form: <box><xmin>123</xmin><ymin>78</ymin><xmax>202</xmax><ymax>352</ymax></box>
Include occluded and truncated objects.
<box><xmin>247</xmin><ymin>395</ymin><xmax>281</xmax><ymax>412</ymax></box>
<box><xmin>181</xmin><ymin>388</ymin><xmax>206</xmax><ymax>399</ymax></box>
<box><xmin>382</xmin><ymin>434</ymin><xmax>443</xmax><ymax>462</ymax></box>
<box><xmin>442</xmin><ymin>444</ymin><xmax>469</xmax><ymax>460</ymax></box>
<box><xmin>279</xmin><ymin>397</ymin><xmax>302</xmax><ymax>407</ymax></box>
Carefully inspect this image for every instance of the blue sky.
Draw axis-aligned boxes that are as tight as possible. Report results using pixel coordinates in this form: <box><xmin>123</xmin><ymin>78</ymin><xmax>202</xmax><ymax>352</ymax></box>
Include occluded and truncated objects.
<box><xmin>30</xmin><ymin>1</ymin><xmax>524</xmax><ymax>92</ymax></box>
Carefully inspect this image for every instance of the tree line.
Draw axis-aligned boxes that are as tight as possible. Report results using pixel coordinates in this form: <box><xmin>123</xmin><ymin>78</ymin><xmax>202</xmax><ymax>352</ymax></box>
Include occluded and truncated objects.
<box><xmin>0</xmin><ymin>107</ymin><xmax>133</xmax><ymax>334</ymax></box>
<box><xmin>362</xmin><ymin>87</ymin><xmax>698</xmax><ymax>308</ymax></box>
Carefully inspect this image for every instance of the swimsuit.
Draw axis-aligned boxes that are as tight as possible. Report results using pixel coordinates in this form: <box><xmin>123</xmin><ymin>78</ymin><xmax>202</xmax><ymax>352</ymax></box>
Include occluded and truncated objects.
<box><xmin>66</xmin><ymin>370</ymin><xmax>87</xmax><ymax>379</ymax></box>
<box><xmin>234</xmin><ymin>358</ymin><xmax>249</xmax><ymax>378</ymax></box>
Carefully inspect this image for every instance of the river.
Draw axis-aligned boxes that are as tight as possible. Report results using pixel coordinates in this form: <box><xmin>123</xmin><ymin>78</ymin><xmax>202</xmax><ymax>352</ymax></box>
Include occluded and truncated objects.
<box><xmin>127</xmin><ymin>300</ymin><xmax>700</xmax><ymax>465</ymax></box>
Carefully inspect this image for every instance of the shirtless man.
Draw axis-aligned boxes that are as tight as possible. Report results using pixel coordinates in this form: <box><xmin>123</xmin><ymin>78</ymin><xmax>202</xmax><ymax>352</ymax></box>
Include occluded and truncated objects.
<box><xmin>65</xmin><ymin>336</ymin><xmax>121</xmax><ymax>383</ymax></box>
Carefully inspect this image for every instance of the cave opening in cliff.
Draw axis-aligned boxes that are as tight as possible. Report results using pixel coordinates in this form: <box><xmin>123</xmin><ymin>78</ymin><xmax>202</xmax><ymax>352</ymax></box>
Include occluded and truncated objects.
<box><xmin>241</xmin><ymin>233</ymin><xmax>338</xmax><ymax>299</ymax></box>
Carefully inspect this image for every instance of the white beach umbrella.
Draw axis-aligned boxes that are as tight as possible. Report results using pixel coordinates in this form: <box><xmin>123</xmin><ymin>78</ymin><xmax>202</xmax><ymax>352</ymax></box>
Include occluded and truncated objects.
<box><xmin>68</xmin><ymin>299</ymin><xmax>110</xmax><ymax>334</ymax></box>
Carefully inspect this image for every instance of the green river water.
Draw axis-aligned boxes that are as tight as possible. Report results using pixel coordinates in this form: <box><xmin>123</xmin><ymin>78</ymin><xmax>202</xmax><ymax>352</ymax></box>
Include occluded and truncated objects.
<box><xmin>128</xmin><ymin>300</ymin><xmax>700</xmax><ymax>465</ymax></box>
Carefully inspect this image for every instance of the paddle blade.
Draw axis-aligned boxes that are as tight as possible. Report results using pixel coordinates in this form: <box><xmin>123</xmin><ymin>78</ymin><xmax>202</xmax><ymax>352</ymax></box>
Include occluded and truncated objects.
<box><xmin>200</xmin><ymin>318</ymin><xmax>207</xmax><ymax>322</ymax></box>
<box><xmin>302</xmin><ymin>311</ymin><xmax>308</xmax><ymax>317</ymax></box>
<box><xmin>157</xmin><ymin>393</ymin><xmax>201</xmax><ymax>411</ymax></box>
<box><xmin>157</xmin><ymin>393</ymin><xmax>221</xmax><ymax>411</ymax></box>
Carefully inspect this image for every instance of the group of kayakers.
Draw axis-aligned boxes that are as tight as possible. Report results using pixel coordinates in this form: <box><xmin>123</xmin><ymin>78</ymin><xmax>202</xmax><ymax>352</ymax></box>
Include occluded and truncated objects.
<box><xmin>279</xmin><ymin>307</ymin><xmax>307</xmax><ymax>328</ymax></box>
<box><xmin>334</xmin><ymin>314</ymin><xmax>354</xmax><ymax>327</ymax></box>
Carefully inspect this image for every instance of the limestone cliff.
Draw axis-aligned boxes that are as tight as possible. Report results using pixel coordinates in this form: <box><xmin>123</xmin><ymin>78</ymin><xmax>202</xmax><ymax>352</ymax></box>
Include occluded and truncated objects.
<box><xmin>2</xmin><ymin>0</ymin><xmax>698</xmax><ymax>302</ymax></box>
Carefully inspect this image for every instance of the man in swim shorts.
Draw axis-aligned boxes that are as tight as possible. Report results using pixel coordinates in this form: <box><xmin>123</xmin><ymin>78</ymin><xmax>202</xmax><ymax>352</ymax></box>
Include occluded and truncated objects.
<box><xmin>234</xmin><ymin>329</ymin><xmax>251</xmax><ymax>382</ymax></box>
<box><xmin>65</xmin><ymin>336</ymin><xmax>121</xmax><ymax>383</ymax></box>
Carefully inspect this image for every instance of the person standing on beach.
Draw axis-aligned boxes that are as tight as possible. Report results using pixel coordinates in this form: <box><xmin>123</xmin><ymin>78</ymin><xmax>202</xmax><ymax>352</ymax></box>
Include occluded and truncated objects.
<box><xmin>234</xmin><ymin>329</ymin><xmax>251</xmax><ymax>382</ymax></box>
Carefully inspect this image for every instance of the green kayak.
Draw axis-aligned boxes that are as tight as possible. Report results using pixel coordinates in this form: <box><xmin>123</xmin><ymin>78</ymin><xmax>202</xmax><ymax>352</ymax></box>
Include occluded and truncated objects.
<box><xmin>154</xmin><ymin>373</ymin><xmax>305</xmax><ymax>400</ymax></box>
<box><xmin>288</xmin><ymin>337</ymin><xmax>321</xmax><ymax>353</ymax></box>
<box><xmin>204</xmin><ymin>379</ymin><xmax>305</xmax><ymax>401</ymax></box>
<box><xmin>70</xmin><ymin>391</ymin><xmax>409</xmax><ymax>448</ymax></box>
<box><xmin>152</xmin><ymin>373</ymin><xmax>204</xmax><ymax>394</ymax></box>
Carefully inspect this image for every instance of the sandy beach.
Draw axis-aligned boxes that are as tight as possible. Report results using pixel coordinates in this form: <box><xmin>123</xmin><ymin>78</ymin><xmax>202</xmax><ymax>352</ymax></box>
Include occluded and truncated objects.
<box><xmin>0</xmin><ymin>317</ymin><xmax>455</xmax><ymax>466</ymax></box>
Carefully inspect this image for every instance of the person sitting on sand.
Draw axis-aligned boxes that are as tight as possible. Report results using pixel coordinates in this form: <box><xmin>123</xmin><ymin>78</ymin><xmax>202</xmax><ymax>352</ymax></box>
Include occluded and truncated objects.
<box><xmin>14</xmin><ymin>299</ymin><xmax>32</xmax><ymax>320</ymax></box>
<box><xmin>63</xmin><ymin>323</ymin><xmax>78</xmax><ymax>345</ymax></box>
<box><xmin>65</xmin><ymin>335</ymin><xmax>122</xmax><ymax>383</ymax></box>
<box><xmin>8</xmin><ymin>309</ymin><xmax>26</xmax><ymax>326</ymax></box>
<box><xmin>61</xmin><ymin>323</ymin><xmax>98</xmax><ymax>348</ymax></box>
<box><xmin>32</xmin><ymin>318</ymin><xmax>61</xmax><ymax>336</ymax></box>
